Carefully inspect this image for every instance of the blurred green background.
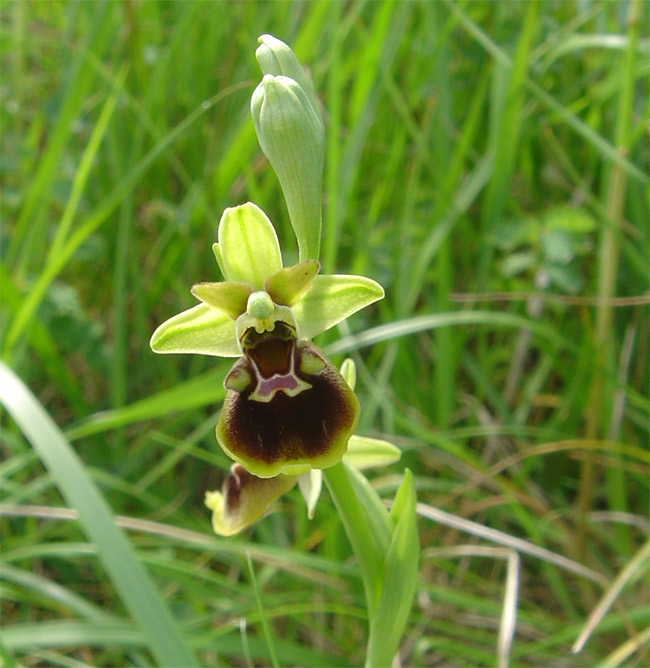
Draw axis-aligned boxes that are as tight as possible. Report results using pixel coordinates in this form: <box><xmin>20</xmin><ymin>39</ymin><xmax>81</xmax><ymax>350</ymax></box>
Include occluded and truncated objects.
<box><xmin>1</xmin><ymin>0</ymin><xmax>649</xmax><ymax>666</ymax></box>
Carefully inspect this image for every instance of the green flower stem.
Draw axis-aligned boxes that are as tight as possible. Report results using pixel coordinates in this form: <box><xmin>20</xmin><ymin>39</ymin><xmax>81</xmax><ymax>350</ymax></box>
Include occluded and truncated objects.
<box><xmin>345</xmin><ymin>463</ymin><xmax>393</xmax><ymax>555</ymax></box>
<box><xmin>323</xmin><ymin>461</ymin><xmax>384</xmax><ymax>619</ymax></box>
<box><xmin>576</xmin><ymin>0</ymin><xmax>640</xmax><ymax>563</ymax></box>
<box><xmin>326</xmin><ymin>462</ymin><xmax>419</xmax><ymax>668</ymax></box>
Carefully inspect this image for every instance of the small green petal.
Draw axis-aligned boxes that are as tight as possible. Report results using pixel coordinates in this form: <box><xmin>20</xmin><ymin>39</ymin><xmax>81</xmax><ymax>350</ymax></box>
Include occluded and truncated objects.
<box><xmin>344</xmin><ymin>435</ymin><xmax>402</xmax><ymax>470</ymax></box>
<box><xmin>205</xmin><ymin>464</ymin><xmax>297</xmax><ymax>536</ymax></box>
<box><xmin>235</xmin><ymin>304</ymin><xmax>297</xmax><ymax>346</ymax></box>
<box><xmin>191</xmin><ymin>282</ymin><xmax>251</xmax><ymax>320</ymax></box>
<box><xmin>297</xmin><ymin>469</ymin><xmax>322</xmax><ymax>520</ymax></box>
<box><xmin>292</xmin><ymin>274</ymin><xmax>385</xmax><ymax>340</ymax></box>
<box><xmin>265</xmin><ymin>260</ymin><xmax>320</xmax><ymax>306</ymax></box>
<box><xmin>218</xmin><ymin>203</ymin><xmax>283</xmax><ymax>289</ymax></box>
<box><xmin>339</xmin><ymin>358</ymin><xmax>357</xmax><ymax>390</ymax></box>
<box><xmin>150</xmin><ymin>304</ymin><xmax>240</xmax><ymax>357</ymax></box>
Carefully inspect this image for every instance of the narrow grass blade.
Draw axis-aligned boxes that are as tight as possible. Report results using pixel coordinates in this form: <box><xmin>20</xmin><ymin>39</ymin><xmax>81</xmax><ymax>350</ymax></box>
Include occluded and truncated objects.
<box><xmin>573</xmin><ymin>538</ymin><xmax>650</xmax><ymax>654</ymax></box>
<box><xmin>246</xmin><ymin>552</ymin><xmax>279</xmax><ymax>668</ymax></box>
<box><xmin>3</xmin><ymin>88</ymin><xmax>234</xmax><ymax>361</ymax></box>
<box><xmin>326</xmin><ymin>310</ymin><xmax>577</xmax><ymax>356</ymax></box>
<box><xmin>48</xmin><ymin>67</ymin><xmax>126</xmax><ymax>260</ymax></box>
<box><xmin>442</xmin><ymin>0</ymin><xmax>648</xmax><ymax>185</ymax></box>
<box><xmin>0</xmin><ymin>362</ymin><xmax>198</xmax><ymax>668</ymax></box>
<box><xmin>64</xmin><ymin>368</ymin><xmax>225</xmax><ymax>441</ymax></box>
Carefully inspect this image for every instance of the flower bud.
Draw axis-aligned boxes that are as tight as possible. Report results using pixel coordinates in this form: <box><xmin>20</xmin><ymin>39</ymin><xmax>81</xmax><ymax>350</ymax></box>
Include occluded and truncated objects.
<box><xmin>251</xmin><ymin>73</ymin><xmax>324</xmax><ymax>262</ymax></box>
<box><xmin>255</xmin><ymin>34</ymin><xmax>320</xmax><ymax>121</ymax></box>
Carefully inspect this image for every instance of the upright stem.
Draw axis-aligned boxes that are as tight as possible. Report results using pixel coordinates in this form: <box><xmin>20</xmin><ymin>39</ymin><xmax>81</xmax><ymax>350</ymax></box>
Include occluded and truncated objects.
<box><xmin>575</xmin><ymin>0</ymin><xmax>640</xmax><ymax>562</ymax></box>
<box><xmin>323</xmin><ymin>462</ymin><xmax>383</xmax><ymax>620</ymax></box>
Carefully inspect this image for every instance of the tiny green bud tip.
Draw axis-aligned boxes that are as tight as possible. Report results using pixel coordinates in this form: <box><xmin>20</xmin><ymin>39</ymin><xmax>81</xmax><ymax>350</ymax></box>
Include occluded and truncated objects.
<box><xmin>247</xmin><ymin>291</ymin><xmax>274</xmax><ymax>320</ymax></box>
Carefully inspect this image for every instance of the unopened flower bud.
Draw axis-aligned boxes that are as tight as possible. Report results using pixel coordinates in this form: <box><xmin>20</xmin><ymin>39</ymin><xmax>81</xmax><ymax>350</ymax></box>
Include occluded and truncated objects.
<box><xmin>255</xmin><ymin>34</ymin><xmax>321</xmax><ymax>121</ymax></box>
<box><xmin>251</xmin><ymin>74</ymin><xmax>324</xmax><ymax>262</ymax></box>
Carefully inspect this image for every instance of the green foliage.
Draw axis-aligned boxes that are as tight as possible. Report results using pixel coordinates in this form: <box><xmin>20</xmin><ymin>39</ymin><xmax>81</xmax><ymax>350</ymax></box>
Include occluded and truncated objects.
<box><xmin>2</xmin><ymin>1</ymin><xmax>648</xmax><ymax>666</ymax></box>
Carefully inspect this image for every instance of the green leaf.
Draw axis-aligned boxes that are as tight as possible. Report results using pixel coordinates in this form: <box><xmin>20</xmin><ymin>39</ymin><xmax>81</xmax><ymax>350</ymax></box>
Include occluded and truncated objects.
<box><xmin>366</xmin><ymin>469</ymin><xmax>419</xmax><ymax>668</ymax></box>
<box><xmin>546</xmin><ymin>263</ymin><xmax>583</xmax><ymax>294</ymax></box>
<box><xmin>292</xmin><ymin>274</ymin><xmax>384</xmax><ymax>340</ymax></box>
<box><xmin>218</xmin><ymin>202</ymin><xmax>283</xmax><ymax>289</ymax></box>
<box><xmin>191</xmin><ymin>281</ymin><xmax>251</xmax><ymax>319</ymax></box>
<box><xmin>543</xmin><ymin>206</ymin><xmax>596</xmax><ymax>234</ymax></box>
<box><xmin>489</xmin><ymin>217</ymin><xmax>537</xmax><ymax>251</ymax></box>
<box><xmin>344</xmin><ymin>435</ymin><xmax>401</xmax><ymax>470</ymax></box>
<box><xmin>150</xmin><ymin>303</ymin><xmax>240</xmax><ymax>357</ymax></box>
<box><xmin>499</xmin><ymin>251</ymin><xmax>536</xmax><ymax>277</ymax></box>
<box><xmin>0</xmin><ymin>362</ymin><xmax>198</xmax><ymax>667</ymax></box>
<box><xmin>541</xmin><ymin>228</ymin><xmax>574</xmax><ymax>264</ymax></box>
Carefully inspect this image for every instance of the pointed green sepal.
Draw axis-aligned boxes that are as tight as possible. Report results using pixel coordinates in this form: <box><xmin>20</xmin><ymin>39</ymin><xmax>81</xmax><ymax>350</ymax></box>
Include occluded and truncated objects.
<box><xmin>150</xmin><ymin>304</ymin><xmax>240</xmax><ymax>357</ymax></box>
<box><xmin>205</xmin><ymin>464</ymin><xmax>297</xmax><ymax>536</ymax></box>
<box><xmin>218</xmin><ymin>202</ymin><xmax>283</xmax><ymax>289</ymax></box>
<box><xmin>251</xmin><ymin>75</ymin><xmax>324</xmax><ymax>262</ymax></box>
<box><xmin>344</xmin><ymin>435</ymin><xmax>401</xmax><ymax>470</ymax></box>
<box><xmin>212</xmin><ymin>242</ymin><xmax>226</xmax><ymax>278</ymax></box>
<box><xmin>297</xmin><ymin>469</ymin><xmax>322</xmax><ymax>520</ymax></box>
<box><xmin>191</xmin><ymin>282</ymin><xmax>251</xmax><ymax>320</ymax></box>
<box><xmin>292</xmin><ymin>274</ymin><xmax>385</xmax><ymax>340</ymax></box>
<box><xmin>265</xmin><ymin>260</ymin><xmax>320</xmax><ymax>306</ymax></box>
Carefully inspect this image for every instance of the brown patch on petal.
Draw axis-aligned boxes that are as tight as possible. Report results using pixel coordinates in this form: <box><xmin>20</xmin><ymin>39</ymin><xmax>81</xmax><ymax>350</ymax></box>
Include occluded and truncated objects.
<box><xmin>216</xmin><ymin>341</ymin><xmax>359</xmax><ymax>477</ymax></box>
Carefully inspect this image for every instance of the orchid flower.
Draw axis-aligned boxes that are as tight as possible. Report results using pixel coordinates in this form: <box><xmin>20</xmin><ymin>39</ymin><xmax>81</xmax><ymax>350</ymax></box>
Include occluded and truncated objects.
<box><xmin>150</xmin><ymin>202</ymin><xmax>391</xmax><ymax>534</ymax></box>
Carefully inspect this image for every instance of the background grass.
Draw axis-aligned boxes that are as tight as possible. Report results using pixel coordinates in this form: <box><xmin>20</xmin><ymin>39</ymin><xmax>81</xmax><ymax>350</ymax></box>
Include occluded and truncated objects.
<box><xmin>1</xmin><ymin>0</ymin><xmax>649</xmax><ymax>666</ymax></box>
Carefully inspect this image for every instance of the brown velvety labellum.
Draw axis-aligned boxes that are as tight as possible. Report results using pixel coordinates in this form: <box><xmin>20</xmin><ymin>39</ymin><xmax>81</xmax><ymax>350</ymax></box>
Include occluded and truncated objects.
<box><xmin>217</xmin><ymin>327</ymin><xmax>359</xmax><ymax>477</ymax></box>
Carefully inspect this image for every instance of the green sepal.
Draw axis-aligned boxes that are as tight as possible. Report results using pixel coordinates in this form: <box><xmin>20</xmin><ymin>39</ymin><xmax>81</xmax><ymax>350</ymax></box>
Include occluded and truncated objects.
<box><xmin>339</xmin><ymin>358</ymin><xmax>357</xmax><ymax>390</ymax></box>
<box><xmin>297</xmin><ymin>469</ymin><xmax>322</xmax><ymax>520</ymax></box>
<box><xmin>292</xmin><ymin>274</ymin><xmax>385</xmax><ymax>340</ymax></box>
<box><xmin>150</xmin><ymin>304</ymin><xmax>240</xmax><ymax>357</ymax></box>
<box><xmin>205</xmin><ymin>464</ymin><xmax>297</xmax><ymax>536</ymax></box>
<box><xmin>265</xmin><ymin>260</ymin><xmax>320</xmax><ymax>306</ymax></box>
<box><xmin>191</xmin><ymin>282</ymin><xmax>251</xmax><ymax>320</ymax></box>
<box><xmin>218</xmin><ymin>202</ymin><xmax>283</xmax><ymax>289</ymax></box>
<box><xmin>367</xmin><ymin>469</ymin><xmax>419</xmax><ymax>668</ymax></box>
<box><xmin>212</xmin><ymin>242</ymin><xmax>226</xmax><ymax>278</ymax></box>
<box><xmin>344</xmin><ymin>435</ymin><xmax>401</xmax><ymax>470</ymax></box>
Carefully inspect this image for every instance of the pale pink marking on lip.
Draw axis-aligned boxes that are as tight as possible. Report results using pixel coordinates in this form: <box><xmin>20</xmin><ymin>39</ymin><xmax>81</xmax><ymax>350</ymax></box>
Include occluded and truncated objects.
<box><xmin>256</xmin><ymin>374</ymin><xmax>300</xmax><ymax>398</ymax></box>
